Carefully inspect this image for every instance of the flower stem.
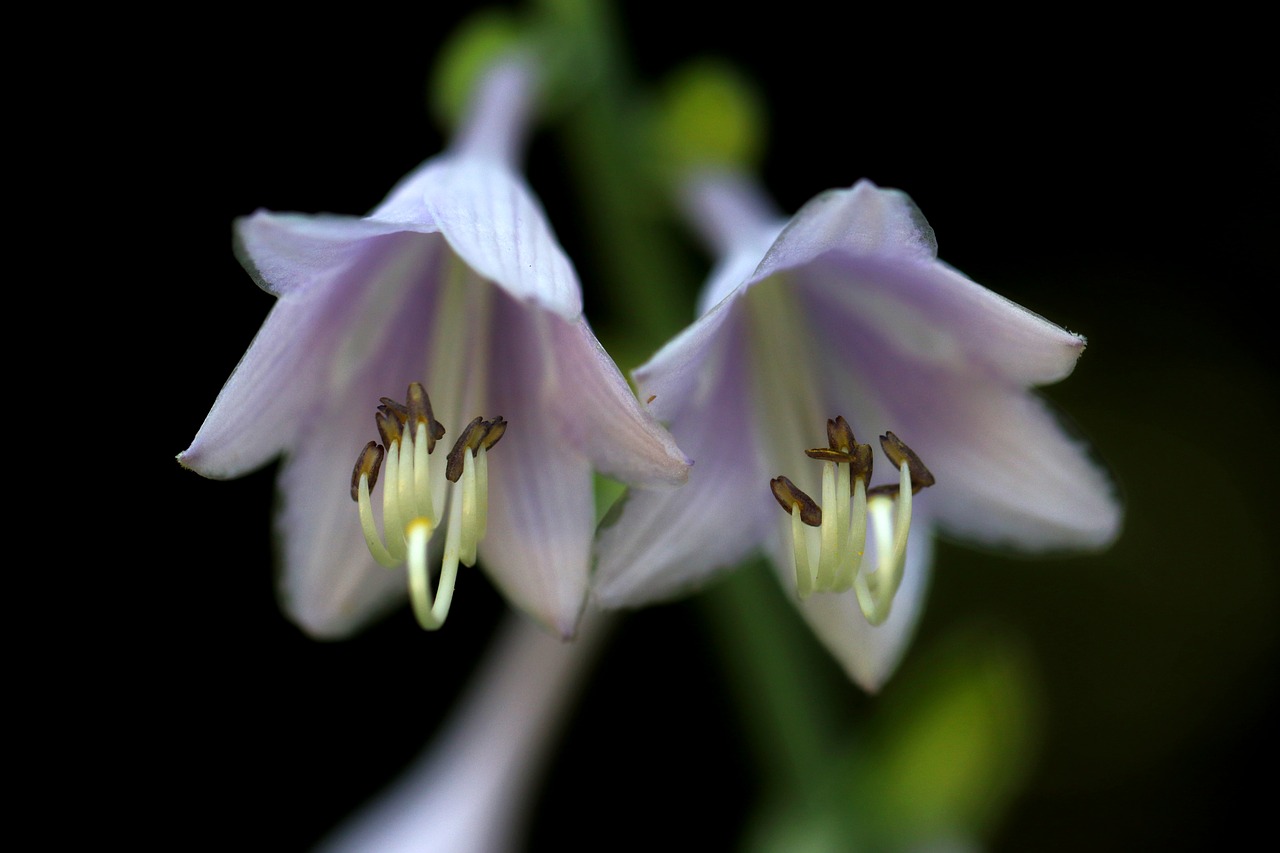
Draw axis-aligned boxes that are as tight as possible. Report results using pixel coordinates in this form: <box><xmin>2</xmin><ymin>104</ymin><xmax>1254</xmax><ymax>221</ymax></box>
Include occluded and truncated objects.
<box><xmin>698</xmin><ymin>558</ymin><xmax>844</xmax><ymax>797</ymax></box>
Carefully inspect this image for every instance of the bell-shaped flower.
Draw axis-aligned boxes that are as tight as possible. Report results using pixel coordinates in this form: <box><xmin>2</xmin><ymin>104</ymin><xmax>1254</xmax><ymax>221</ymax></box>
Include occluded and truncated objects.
<box><xmin>316</xmin><ymin>611</ymin><xmax>608</xmax><ymax>853</ymax></box>
<box><xmin>592</xmin><ymin>168</ymin><xmax>1121</xmax><ymax>690</ymax></box>
<box><xmin>178</xmin><ymin>57</ymin><xmax>689</xmax><ymax>639</ymax></box>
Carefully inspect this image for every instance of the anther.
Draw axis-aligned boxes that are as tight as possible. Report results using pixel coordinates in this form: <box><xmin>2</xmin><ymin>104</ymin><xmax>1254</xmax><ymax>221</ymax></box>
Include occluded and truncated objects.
<box><xmin>480</xmin><ymin>416</ymin><xmax>506</xmax><ymax>450</ymax></box>
<box><xmin>828</xmin><ymin>415</ymin><xmax>857</xmax><ymax>453</ymax></box>
<box><xmin>376</xmin><ymin>409</ymin><xmax>402</xmax><ymax>448</ymax></box>
<box><xmin>406</xmin><ymin>381</ymin><xmax>446</xmax><ymax>452</ymax></box>
<box><xmin>350</xmin><ymin>441</ymin><xmax>384</xmax><ymax>502</ymax></box>
<box><xmin>879</xmin><ymin>431</ymin><xmax>935</xmax><ymax>492</ymax></box>
<box><xmin>770</xmin><ymin>476</ymin><xmax>822</xmax><ymax>526</ymax></box>
<box><xmin>446</xmin><ymin>417</ymin><xmax>488</xmax><ymax>482</ymax></box>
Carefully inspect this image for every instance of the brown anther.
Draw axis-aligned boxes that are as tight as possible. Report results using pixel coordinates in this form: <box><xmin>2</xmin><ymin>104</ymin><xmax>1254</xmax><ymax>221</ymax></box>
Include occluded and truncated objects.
<box><xmin>378</xmin><ymin>397</ymin><xmax>410</xmax><ymax>426</ymax></box>
<box><xmin>405</xmin><ymin>382</ymin><xmax>446</xmax><ymax>452</ymax></box>
<box><xmin>827</xmin><ymin>416</ymin><xmax>857</xmax><ymax>453</ymax></box>
<box><xmin>375</xmin><ymin>410</ymin><xmax>402</xmax><ymax>448</ymax></box>
<box><xmin>805</xmin><ymin>447</ymin><xmax>857</xmax><ymax>463</ymax></box>
<box><xmin>446</xmin><ymin>417</ymin><xmax>488</xmax><ymax>482</ymax></box>
<box><xmin>850</xmin><ymin>442</ymin><xmax>874</xmax><ymax>486</ymax></box>
<box><xmin>350</xmin><ymin>441</ymin><xmax>385</xmax><ymax>501</ymax></box>
<box><xmin>879</xmin><ymin>432</ymin><xmax>935</xmax><ymax>493</ymax></box>
<box><xmin>866</xmin><ymin>483</ymin><xmax>899</xmax><ymax>500</ymax></box>
<box><xmin>770</xmin><ymin>476</ymin><xmax>822</xmax><ymax>526</ymax></box>
<box><xmin>480</xmin><ymin>416</ymin><xmax>507</xmax><ymax>451</ymax></box>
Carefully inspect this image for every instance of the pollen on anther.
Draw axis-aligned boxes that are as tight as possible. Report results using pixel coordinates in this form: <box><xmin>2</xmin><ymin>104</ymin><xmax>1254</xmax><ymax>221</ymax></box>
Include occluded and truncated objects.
<box><xmin>350</xmin><ymin>441</ymin><xmax>384</xmax><ymax>501</ymax></box>
<box><xmin>446</xmin><ymin>417</ymin><xmax>487</xmax><ymax>482</ymax></box>
<box><xmin>770</xmin><ymin>476</ymin><xmax>822</xmax><ymax>526</ymax></box>
<box><xmin>480</xmin><ymin>416</ymin><xmax>507</xmax><ymax>450</ymax></box>
<box><xmin>827</xmin><ymin>415</ymin><xmax>857</xmax><ymax>452</ymax></box>
<box><xmin>879</xmin><ymin>431</ymin><xmax>935</xmax><ymax>492</ymax></box>
<box><xmin>405</xmin><ymin>382</ymin><xmax>446</xmax><ymax>451</ymax></box>
<box><xmin>376</xmin><ymin>410</ymin><xmax>402</xmax><ymax>448</ymax></box>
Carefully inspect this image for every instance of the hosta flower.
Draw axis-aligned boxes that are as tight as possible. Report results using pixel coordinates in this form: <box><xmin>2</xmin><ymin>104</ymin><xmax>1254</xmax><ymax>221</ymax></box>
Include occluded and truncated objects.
<box><xmin>317</xmin><ymin>611</ymin><xmax>608</xmax><ymax>853</ymax></box>
<box><xmin>593</xmin><ymin>169</ymin><xmax>1122</xmax><ymax>690</ymax></box>
<box><xmin>178</xmin><ymin>58</ymin><xmax>688</xmax><ymax>638</ymax></box>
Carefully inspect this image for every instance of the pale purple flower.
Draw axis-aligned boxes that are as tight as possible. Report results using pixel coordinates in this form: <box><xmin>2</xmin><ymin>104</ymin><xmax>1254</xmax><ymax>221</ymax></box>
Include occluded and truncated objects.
<box><xmin>179</xmin><ymin>59</ymin><xmax>689</xmax><ymax>639</ymax></box>
<box><xmin>316</xmin><ymin>610</ymin><xmax>609</xmax><ymax>853</ymax></box>
<box><xmin>593</xmin><ymin>169</ymin><xmax>1122</xmax><ymax>690</ymax></box>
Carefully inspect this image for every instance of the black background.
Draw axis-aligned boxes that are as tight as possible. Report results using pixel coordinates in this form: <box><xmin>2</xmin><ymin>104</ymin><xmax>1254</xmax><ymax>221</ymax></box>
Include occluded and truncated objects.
<box><xmin>126</xmin><ymin>3</ymin><xmax>1277</xmax><ymax>850</ymax></box>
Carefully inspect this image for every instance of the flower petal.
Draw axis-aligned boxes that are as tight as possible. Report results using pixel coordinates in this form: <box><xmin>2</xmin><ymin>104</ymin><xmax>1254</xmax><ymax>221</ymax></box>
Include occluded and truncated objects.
<box><xmin>542</xmin><ymin>311</ymin><xmax>690</xmax><ymax>487</ymax></box>
<box><xmin>478</xmin><ymin>295</ymin><xmax>596</xmax><ymax>637</ymax></box>
<box><xmin>776</xmin><ymin>520</ymin><xmax>935</xmax><ymax>693</ymax></box>
<box><xmin>275</xmin><ymin>397</ymin><xmax>407</xmax><ymax>638</ymax></box>
<box><xmin>758</xmin><ymin>181</ymin><xmax>1085</xmax><ymax>386</ymax></box>
<box><xmin>234</xmin><ymin>211</ymin><xmax>420</xmax><ymax>298</ymax></box>
<box><xmin>798</xmin><ymin>281</ymin><xmax>1121</xmax><ymax>550</ymax></box>
<box><xmin>179</xmin><ymin>228</ymin><xmax>445</xmax><ymax>480</ymax></box>
<box><xmin>418</xmin><ymin>158</ymin><xmax>583</xmax><ymax>319</ymax></box>
<box><xmin>593</xmin><ymin>312</ymin><xmax>770</xmax><ymax>606</ymax></box>
<box><xmin>274</xmin><ymin>240</ymin><xmax>454</xmax><ymax>637</ymax></box>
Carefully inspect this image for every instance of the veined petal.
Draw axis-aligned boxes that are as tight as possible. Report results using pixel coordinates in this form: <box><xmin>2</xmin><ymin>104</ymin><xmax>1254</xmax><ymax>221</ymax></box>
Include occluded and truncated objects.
<box><xmin>418</xmin><ymin>158</ymin><xmax>583</xmax><ymax>319</ymax></box>
<box><xmin>759</xmin><ymin>179</ymin><xmax>939</xmax><ymax>273</ymax></box>
<box><xmin>180</xmin><ymin>231</ymin><xmax>446</xmax><ymax>480</ymax></box>
<box><xmin>757</xmin><ymin>181</ymin><xmax>1085</xmax><ymax>386</ymax></box>
<box><xmin>234</xmin><ymin>211</ymin><xmax>422</xmax><ymax>298</ymax></box>
<box><xmin>275</xmin><ymin>397</ymin><xmax>407</xmax><ymax>638</ymax></box>
<box><xmin>541</xmin><ymin>311</ymin><xmax>690</xmax><ymax>487</ymax></box>
<box><xmin>921</xmin><ymin>384</ymin><xmax>1120</xmax><ymax>550</ymax></box>
<box><xmin>479</xmin><ymin>295</ymin><xmax>596</xmax><ymax>637</ymax></box>
<box><xmin>776</xmin><ymin>520</ymin><xmax>935</xmax><ymax>693</ymax></box>
<box><xmin>798</xmin><ymin>282</ymin><xmax>1120</xmax><ymax>550</ymax></box>
<box><xmin>593</xmin><ymin>316</ymin><xmax>768</xmax><ymax>606</ymax></box>
<box><xmin>276</xmin><ymin>245</ymin><xmax>451</xmax><ymax>637</ymax></box>
<box><xmin>800</xmin><ymin>253</ymin><xmax>1085</xmax><ymax>387</ymax></box>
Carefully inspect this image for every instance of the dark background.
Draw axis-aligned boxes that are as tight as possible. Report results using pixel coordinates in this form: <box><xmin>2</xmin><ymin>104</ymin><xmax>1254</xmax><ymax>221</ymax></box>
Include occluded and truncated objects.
<box><xmin>139</xmin><ymin>3</ymin><xmax>1275</xmax><ymax>850</ymax></box>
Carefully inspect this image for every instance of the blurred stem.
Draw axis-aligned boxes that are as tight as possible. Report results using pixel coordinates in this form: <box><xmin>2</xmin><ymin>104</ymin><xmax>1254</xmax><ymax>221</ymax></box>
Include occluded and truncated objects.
<box><xmin>533</xmin><ymin>0</ymin><xmax>696</xmax><ymax>358</ymax></box>
<box><xmin>700</xmin><ymin>558</ymin><xmax>842</xmax><ymax>797</ymax></box>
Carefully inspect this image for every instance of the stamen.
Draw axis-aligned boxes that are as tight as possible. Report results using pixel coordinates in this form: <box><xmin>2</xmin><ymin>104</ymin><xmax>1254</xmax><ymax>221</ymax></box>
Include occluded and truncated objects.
<box><xmin>880</xmin><ymin>430</ymin><xmax>935</xmax><ymax>492</ymax></box>
<box><xmin>350</xmin><ymin>441</ymin><xmax>384</xmax><ymax>502</ymax></box>
<box><xmin>350</xmin><ymin>385</ymin><xmax>507</xmax><ymax>631</ymax></box>
<box><xmin>771</xmin><ymin>418</ymin><xmax>933</xmax><ymax>625</ymax></box>
<box><xmin>447</xmin><ymin>416</ymin><xmax>487</xmax><ymax>483</ymax></box>
<box><xmin>407</xmin><ymin>516</ymin><xmax>456</xmax><ymax>630</ymax></box>
<box><xmin>352</xmin><ymin>442</ymin><xmax>400</xmax><ymax>568</ymax></box>
<box><xmin>853</xmin><ymin>458</ymin><xmax>913</xmax><ymax>625</ymax></box>
<box><xmin>770</xmin><ymin>476</ymin><xmax>822</xmax><ymax>525</ymax></box>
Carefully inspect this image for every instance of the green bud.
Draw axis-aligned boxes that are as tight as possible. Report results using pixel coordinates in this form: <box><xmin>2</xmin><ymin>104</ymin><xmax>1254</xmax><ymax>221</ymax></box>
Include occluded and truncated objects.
<box><xmin>654</xmin><ymin>59</ymin><xmax>768</xmax><ymax>174</ymax></box>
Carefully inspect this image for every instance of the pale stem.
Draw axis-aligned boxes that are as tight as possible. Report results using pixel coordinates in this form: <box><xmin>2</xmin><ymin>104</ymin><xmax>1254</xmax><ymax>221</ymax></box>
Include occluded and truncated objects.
<box><xmin>398</xmin><ymin>429</ymin><xmax>415</xmax><ymax>529</ymax></box>
<box><xmin>414</xmin><ymin>422</ymin><xmax>434</xmax><ymax>523</ymax></box>
<box><xmin>435</xmin><ymin>476</ymin><xmax>467</xmax><ymax>626</ymax></box>
<box><xmin>817</xmin><ymin>462</ymin><xmax>838</xmax><ymax>589</ymax></box>
<box><xmin>888</xmin><ymin>461</ymin><xmax>913</xmax><ymax>601</ymax></box>
<box><xmin>835</xmin><ymin>477</ymin><xmax>868</xmax><ymax>591</ymax></box>
<box><xmin>408</xmin><ymin>517</ymin><xmax>455</xmax><ymax>630</ymax></box>
<box><xmin>382</xmin><ymin>441</ymin><xmax>406</xmax><ymax>562</ymax></box>
<box><xmin>460</xmin><ymin>450</ymin><xmax>479</xmax><ymax>567</ymax></box>
<box><xmin>357</xmin><ymin>475</ymin><xmax>400</xmax><ymax>568</ymax></box>
<box><xmin>791</xmin><ymin>507</ymin><xmax>813</xmax><ymax>599</ymax></box>
<box><xmin>474</xmin><ymin>449</ymin><xmax>490</xmax><ymax>543</ymax></box>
